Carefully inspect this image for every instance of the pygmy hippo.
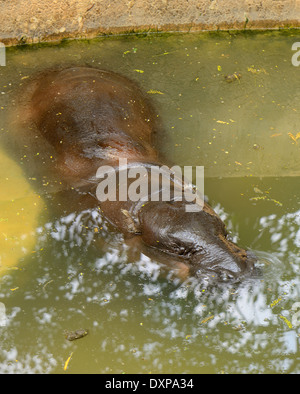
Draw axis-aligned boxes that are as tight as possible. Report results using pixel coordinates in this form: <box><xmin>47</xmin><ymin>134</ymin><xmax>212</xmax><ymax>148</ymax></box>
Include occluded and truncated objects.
<box><xmin>18</xmin><ymin>67</ymin><xmax>256</xmax><ymax>280</ymax></box>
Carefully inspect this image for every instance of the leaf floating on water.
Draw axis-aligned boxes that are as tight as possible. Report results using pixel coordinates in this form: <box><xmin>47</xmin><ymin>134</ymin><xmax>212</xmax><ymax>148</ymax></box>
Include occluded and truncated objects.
<box><xmin>147</xmin><ymin>90</ymin><xmax>164</xmax><ymax>95</ymax></box>
<box><xmin>288</xmin><ymin>132</ymin><xmax>300</xmax><ymax>144</ymax></box>
<box><xmin>270</xmin><ymin>297</ymin><xmax>282</xmax><ymax>308</ymax></box>
<box><xmin>152</xmin><ymin>50</ymin><xmax>177</xmax><ymax>58</ymax></box>
<box><xmin>201</xmin><ymin>315</ymin><xmax>214</xmax><ymax>324</ymax></box>
<box><xmin>64</xmin><ymin>352</ymin><xmax>73</xmax><ymax>371</ymax></box>
<box><xmin>123</xmin><ymin>48</ymin><xmax>137</xmax><ymax>55</ymax></box>
<box><xmin>247</xmin><ymin>67</ymin><xmax>268</xmax><ymax>75</ymax></box>
<box><xmin>42</xmin><ymin>279</ymin><xmax>54</xmax><ymax>292</ymax></box>
<box><xmin>250</xmin><ymin>195</ymin><xmax>283</xmax><ymax>207</ymax></box>
<box><xmin>271</xmin><ymin>133</ymin><xmax>282</xmax><ymax>138</ymax></box>
<box><xmin>288</xmin><ymin>133</ymin><xmax>297</xmax><ymax>143</ymax></box>
<box><xmin>279</xmin><ymin>315</ymin><xmax>293</xmax><ymax>329</ymax></box>
<box><xmin>216</xmin><ymin>120</ymin><xmax>229</xmax><ymax>125</ymax></box>
<box><xmin>134</xmin><ymin>69</ymin><xmax>144</xmax><ymax>74</ymax></box>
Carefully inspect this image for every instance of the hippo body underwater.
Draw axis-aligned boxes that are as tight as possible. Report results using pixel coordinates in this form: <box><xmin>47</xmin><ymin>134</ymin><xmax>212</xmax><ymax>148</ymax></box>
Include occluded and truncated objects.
<box><xmin>16</xmin><ymin>67</ymin><xmax>256</xmax><ymax>280</ymax></box>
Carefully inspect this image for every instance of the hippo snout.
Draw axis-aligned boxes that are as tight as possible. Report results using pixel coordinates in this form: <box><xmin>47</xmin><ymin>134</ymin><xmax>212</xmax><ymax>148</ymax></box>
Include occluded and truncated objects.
<box><xmin>189</xmin><ymin>244</ymin><xmax>256</xmax><ymax>280</ymax></box>
<box><xmin>138</xmin><ymin>201</ymin><xmax>258</xmax><ymax>281</ymax></box>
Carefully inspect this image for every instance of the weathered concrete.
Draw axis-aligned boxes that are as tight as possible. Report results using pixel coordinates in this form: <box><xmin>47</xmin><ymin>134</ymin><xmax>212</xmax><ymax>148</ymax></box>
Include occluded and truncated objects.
<box><xmin>0</xmin><ymin>0</ymin><xmax>299</xmax><ymax>46</ymax></box>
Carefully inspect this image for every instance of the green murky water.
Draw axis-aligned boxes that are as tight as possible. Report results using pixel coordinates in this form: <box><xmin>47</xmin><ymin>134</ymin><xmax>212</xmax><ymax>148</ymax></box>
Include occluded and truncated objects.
<box><xmin>0</xmin><ymin>31</ymin><xmax>300</xmax><ymax>374</ymax></box>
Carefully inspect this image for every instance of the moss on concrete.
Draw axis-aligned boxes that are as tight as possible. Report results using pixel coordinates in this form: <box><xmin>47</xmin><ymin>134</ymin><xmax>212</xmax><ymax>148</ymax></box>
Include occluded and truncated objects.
<box><xmin>0</xmin><ymin>0</ymin><xmax>299</xmax><ymax>46</ymax></box>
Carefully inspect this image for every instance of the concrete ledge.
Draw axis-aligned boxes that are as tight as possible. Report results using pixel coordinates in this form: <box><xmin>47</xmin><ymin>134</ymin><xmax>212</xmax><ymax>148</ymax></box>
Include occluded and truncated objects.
<box><xmin>0</xmin><ymin>0</ymin><xmax>300</xmax><ymax>46</ymax></box>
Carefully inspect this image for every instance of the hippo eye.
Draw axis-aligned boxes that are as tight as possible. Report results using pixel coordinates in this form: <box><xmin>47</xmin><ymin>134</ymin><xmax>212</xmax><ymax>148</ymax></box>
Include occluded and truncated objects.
<box><xmin>178</xmin><ymin>246</ymin><xmax>186</xmax><ymax>255</ymax></box>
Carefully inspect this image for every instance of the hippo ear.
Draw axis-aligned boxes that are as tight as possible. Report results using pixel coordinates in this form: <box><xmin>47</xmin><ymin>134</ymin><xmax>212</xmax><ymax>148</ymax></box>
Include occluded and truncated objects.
<box><xmin>121</xmin><ymin>209</ymin><xmax>141</xmax><ymax>235</ymax></box>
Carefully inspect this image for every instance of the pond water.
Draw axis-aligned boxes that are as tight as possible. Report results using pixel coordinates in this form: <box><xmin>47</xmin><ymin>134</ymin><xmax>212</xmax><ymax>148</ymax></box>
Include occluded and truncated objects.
<box><xmin>0</xmin><ymin>31</ymin><xmax>300</xmax><ymax>374</ymax></box>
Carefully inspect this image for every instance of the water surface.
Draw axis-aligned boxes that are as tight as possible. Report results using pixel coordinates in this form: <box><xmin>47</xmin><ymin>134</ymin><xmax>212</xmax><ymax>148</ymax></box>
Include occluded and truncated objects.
<box><xmin>0</xmin><ymin>31</ymin><xmax>300</xmax><ymax>374</ymax></box>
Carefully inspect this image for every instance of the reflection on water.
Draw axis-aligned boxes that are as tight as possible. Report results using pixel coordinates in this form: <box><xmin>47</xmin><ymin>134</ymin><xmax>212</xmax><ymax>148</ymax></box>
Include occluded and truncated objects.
<box><xmin>0</xmin><ymin>32</ymin><xmax>300</xmax><ymax>373</ymax></box>
<box><xmin>0</xmin><ymin>197</ymin><xmax>299</xmax><ymax>374</ymax></box>
<box><xmin>0</xmin><ymin>148</ymin><xmax>44</xmax><ymax>273</ymax></box>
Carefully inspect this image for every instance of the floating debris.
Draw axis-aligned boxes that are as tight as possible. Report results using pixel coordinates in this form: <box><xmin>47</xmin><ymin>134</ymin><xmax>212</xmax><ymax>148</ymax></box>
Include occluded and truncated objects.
<box><xmin>201</xmin><ymin>315</ymin><xmax>214</xmax><ymax>324</ymax></box>
<box><xmin>247</xmin><ymin>67</ymin><xmax>268</xmax><ymax>75</ymax></box>
<box><xmin>279</xmin><ymin>315</ymin><xmax>293</xmax><ymax>329</ymax></box>
<box><xmin>63</xmin><ymin>352</ymin><xmax>73</xmax><ymax>371</ymax></box>
<box><xmin>270</xmin><ymin>297</ymin><xmax>282</xmax><ymax>308</ymax></box>
<box><xmin>64</xmin><ymin>329</ymin><xmax>89</xmax><ymax>341</ymax></box>
<box><xmin>147</xmin><ymin>90</ymin><xmax>164</xmax><ymax>95</ymax></box>
<box><xmin>224</xmin><ymin>72</ymin><xmax>241</xmax><ymax>83</ymax></box>
<box><xmin>288</xmin><ymin>132</ymin><xmax>300</xmax><ymax>144</ymax></box>
<box><xmin>250</xmin><ymin>195</ymin><xmax>283</xmax><ymax>207</ymax></box>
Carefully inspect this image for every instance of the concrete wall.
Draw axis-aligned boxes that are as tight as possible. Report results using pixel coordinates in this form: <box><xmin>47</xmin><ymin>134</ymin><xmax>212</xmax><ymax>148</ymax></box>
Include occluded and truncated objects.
<box><xmin>0</xmin><ymin>0</ymin><xmax>300</xmax><ymax>46</ymax></box>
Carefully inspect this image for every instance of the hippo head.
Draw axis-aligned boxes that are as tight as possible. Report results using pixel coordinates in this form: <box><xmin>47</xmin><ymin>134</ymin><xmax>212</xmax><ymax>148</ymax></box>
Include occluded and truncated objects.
<box><xmin>137</xmin><ymin>201</ymin><xmax>256</xmax><ymax>280</ymax></box>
